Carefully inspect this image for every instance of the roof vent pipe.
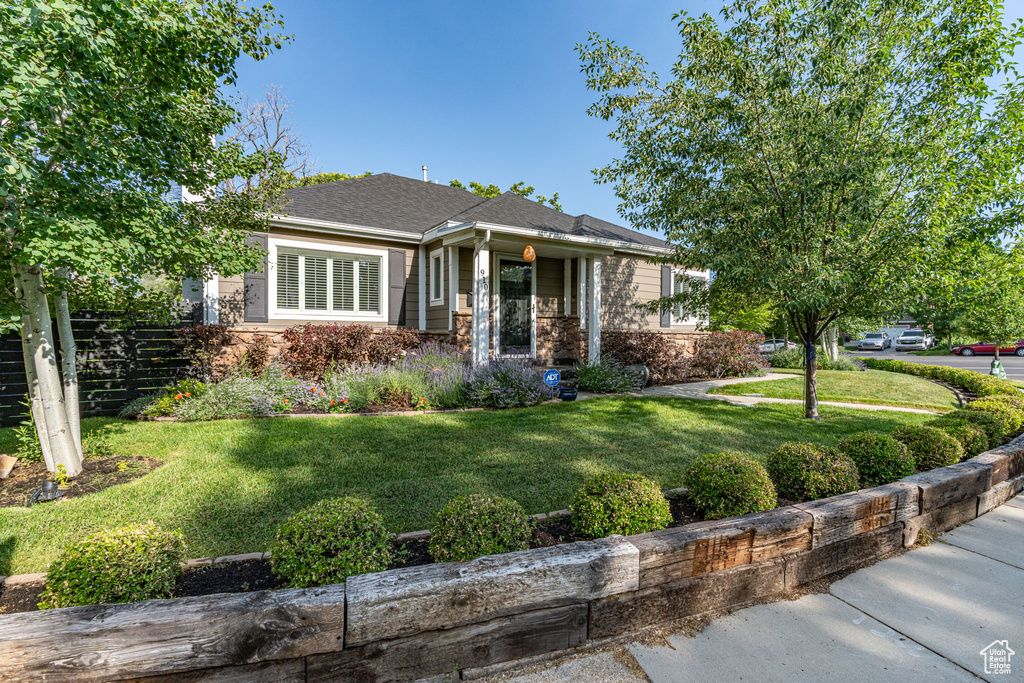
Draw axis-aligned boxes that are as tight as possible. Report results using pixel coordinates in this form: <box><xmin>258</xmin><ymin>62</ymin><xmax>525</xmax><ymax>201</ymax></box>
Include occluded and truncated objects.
<box><xmin>422</xmin><ymin>165</ymin><xmax>428</xmax><ymax>182</ymax></box>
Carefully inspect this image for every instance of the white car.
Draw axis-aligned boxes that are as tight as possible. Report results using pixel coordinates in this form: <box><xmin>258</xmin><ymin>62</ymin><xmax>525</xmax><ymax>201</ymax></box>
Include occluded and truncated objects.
<box><xmin>858</xmin><ymin>332</ymin><xmax>892</xmax><ymax>350</ymax></box>
<box><xmin>759</xmin><ymin>338</ymin><xmax>798</xmax><ymax>354</ymax></box>
<box><xmin>895</xmin><ymin>329</ymin><xmax>934</xmax><ymax>351</ymax></box>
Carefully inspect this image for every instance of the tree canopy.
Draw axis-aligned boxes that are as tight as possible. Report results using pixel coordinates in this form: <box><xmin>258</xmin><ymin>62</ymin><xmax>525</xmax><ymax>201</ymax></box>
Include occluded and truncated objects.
<box><xmin>449</xmin><ymin>179</ymin><xmax>563</xmax><ymax>211</ymax></box>
<box><xmin>579</xmin><ymin>0</ymin><xmax>1024</xmax><ymax>416</ymax></box>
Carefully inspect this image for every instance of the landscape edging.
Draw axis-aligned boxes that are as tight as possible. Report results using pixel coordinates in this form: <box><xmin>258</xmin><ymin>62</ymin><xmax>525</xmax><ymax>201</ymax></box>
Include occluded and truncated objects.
<box><xmin>1</xmin><ymin>434</ymin><xmax>1022</xmax><ymax>683</ymax></box>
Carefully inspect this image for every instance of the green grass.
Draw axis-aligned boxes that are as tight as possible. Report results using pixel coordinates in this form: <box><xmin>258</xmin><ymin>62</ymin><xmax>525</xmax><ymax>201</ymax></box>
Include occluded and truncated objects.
<box><xmin>910</xmin><ymin>348</ymin><xmax>952</xmax><ymax>356</ymax></box>
<box><xmin>710</xmin><ymin>369</ymin><xmax>959</xmax><ymax>412</ymax></box>
<box><xmin>0</xmin><ymin>397</ymin><xmax>932</xmax><ymax>574</ymax></box>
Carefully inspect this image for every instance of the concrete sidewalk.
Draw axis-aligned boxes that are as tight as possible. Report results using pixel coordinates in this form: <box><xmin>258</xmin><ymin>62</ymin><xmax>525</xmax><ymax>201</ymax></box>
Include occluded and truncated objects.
<box><xmin>579</xmin><ymin>374</ymin><xmax>941</xmax><ymax>414</ymax></box>
<box><xmin>487</xmin><ymin>496</ymin><xmax>1024</xmax><ymax>682</ymax></box>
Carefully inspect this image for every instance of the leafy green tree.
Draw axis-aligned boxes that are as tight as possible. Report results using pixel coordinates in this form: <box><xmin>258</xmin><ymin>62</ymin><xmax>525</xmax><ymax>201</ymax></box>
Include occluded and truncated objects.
<box><xmin>1</xmin><ymin>0</ymin><xmax>286</xmax><ymax>473</ymax></box>
<box><xmin>285</xmin><ymin>171</ymin><xmax>373</xmax><ymax>188</ymax></box>
<box><xmin>449</xmin><ymin>179</ymin><xmax>563</xmax><ymax>211</ymax></box>
<box><xmin>959</xmin><ymin>247</ymin><xmax>1024</xmax><ymax>360</ymax></box>
<box><xmin>578</xmin><ymin>0</ymin><xmax>1024</xmax><ymax>417</ymax></box>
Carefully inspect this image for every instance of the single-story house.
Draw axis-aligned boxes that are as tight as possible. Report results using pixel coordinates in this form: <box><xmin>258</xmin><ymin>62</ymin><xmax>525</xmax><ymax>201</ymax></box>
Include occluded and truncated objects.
<box><xmin>186</xmin><ymin>172</ymin><xmax>708</xmax><ymax>364</ymax></box>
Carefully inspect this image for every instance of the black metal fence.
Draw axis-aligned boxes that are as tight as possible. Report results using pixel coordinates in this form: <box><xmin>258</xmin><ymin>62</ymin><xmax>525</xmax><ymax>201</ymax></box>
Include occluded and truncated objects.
<box><xmin>0</xmin><ymin>310</ymin><xmax>196</xmax><ymax>428</ymax></box>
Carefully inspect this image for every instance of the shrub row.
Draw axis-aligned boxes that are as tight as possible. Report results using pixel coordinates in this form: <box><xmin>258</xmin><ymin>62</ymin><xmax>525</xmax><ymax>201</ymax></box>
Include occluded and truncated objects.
<box><xmin>861</xmin><ymin>358</ymin><xmax>1022</xmax><ymax>398</ymax></box>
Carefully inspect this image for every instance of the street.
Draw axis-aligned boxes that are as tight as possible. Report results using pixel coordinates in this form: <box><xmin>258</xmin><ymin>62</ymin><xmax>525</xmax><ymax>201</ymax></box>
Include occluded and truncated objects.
<box><xmin>856</xmin><ymin>348</ymin><xmax>1024</xmax><ymax>382</ymax></box>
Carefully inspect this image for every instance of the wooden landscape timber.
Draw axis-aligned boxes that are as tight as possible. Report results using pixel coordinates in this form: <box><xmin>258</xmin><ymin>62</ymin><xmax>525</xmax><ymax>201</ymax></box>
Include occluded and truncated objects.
<box><xmin>1</xmin><ymin>433</ymin><xmax>1022</xmax><ymax>683</ymax></box>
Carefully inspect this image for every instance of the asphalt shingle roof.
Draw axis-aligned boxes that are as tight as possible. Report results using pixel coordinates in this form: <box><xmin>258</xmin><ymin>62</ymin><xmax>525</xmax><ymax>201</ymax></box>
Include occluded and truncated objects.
<box><xmin>277</xmin><ymin>173</ymin><xmax>665</xmax><ymax>248</ymax></box>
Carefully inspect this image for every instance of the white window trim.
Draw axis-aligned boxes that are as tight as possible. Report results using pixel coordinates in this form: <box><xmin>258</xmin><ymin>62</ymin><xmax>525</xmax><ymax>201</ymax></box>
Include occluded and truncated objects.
<box><xmin>429</xmin><ymin>247</ymin><xmax>444</xmax><ymax>305</ymax></box>
<box><xmin>267</xmin><ymin>235</ymin><xmax>388</xmax><ymax>322</ymax></box>
<box><xmin>670</xmin><ymin>269</ymin><xmax>709</xmax><ymax>326</ymax></box>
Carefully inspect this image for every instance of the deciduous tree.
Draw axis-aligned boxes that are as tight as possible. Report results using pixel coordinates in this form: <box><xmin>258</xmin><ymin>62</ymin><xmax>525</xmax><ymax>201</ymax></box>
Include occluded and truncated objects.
<box><xmin>579</xmin><ymin>0</ymin><xmax>1024</xmax><ymax>417</ymax></box>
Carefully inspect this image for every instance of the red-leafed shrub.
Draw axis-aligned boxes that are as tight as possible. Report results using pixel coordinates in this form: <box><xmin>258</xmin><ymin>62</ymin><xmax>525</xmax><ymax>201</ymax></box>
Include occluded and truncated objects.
<box><xmin>281</xmin><ymin>324</ymin><xmax>422</xmax><ymax>379</ymax></box>
<box><xmin>689</xmin><ymin>331</ymin><xmax>768</xmax><ymax>379</ymax></box>
<box><xmin>601</xmin><ymin>330</ymin><xmax>689</xmax><ymax>385</ymax></box>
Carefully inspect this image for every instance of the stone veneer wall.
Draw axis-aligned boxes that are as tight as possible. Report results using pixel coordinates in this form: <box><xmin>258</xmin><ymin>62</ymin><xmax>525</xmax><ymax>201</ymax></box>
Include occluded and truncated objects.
<box><xmin>3</xmin><ymin>436</ymin><xmax>1022</xmax><ymax>683</ymax></box>
<box><xmin>213</xmin><ymin>319</ymin><xmax>708</xmax><ymax>369</ymax></box>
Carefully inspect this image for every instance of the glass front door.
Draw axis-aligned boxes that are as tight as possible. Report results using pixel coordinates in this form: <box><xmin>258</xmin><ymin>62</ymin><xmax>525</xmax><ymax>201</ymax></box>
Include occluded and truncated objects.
<box><xmin>497</xmin><ymin>259</ymin><xmax>533</xmax><ymax>357</ymax></box>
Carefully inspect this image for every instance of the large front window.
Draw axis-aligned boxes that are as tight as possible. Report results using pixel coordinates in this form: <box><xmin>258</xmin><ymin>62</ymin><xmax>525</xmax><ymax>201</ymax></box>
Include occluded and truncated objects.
<box><xmin>275</xmin><ymin>247</ymin><xmax>382</xmax><ymax>316</ymax></box>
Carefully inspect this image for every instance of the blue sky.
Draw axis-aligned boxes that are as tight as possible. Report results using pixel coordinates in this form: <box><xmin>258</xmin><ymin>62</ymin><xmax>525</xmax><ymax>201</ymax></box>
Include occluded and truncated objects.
<box><xmin>232</xmin><ymin>0</ymin><xmax>1024</xmax><ymax>236</ymax></box>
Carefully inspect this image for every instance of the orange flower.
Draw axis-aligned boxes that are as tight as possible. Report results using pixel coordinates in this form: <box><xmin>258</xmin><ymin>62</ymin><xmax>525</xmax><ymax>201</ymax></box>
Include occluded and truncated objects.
<box><xmin>184</xmin><ymin>392</ymin><xmax>191</xmax><ymax>397</ymax></box>
<box><xmin>330</xmin><ymin>400</ymin><xmax>336</xmax><ymax>405</ymax></box>
<box><xmin>174</xmin><ymin>393</ymin><xmax>183</xmax><ymax>400</ymax></box>
<box><xmin>342</xmin><ymin>398</ymin><xmax>349</xmax><ymax>404</ymax></box>
<box><xmin>282</xmin><ymin>398</ymin><xmax>289</xmax><ymax>404</ymax></box>
<box><xmin>310</xmin><ymin>387</ymin><xmax>317</xmax><ymax>393</ymax></box>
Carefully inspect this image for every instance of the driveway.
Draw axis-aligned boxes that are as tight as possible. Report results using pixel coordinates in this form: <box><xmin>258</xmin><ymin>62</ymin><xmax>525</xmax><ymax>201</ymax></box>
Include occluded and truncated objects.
<box><xmin>854</xmin><ymin>348</ymin><xmax>1024</xmax><ymax>382</ymax></box>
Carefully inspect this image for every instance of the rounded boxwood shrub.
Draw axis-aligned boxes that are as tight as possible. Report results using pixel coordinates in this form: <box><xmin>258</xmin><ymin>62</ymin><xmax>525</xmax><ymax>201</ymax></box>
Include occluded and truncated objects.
<box><xmin>892</xmin><ymin>425</ymin><xmax>964</xmax><ymax>472</ymax></box>
<box><xmin>837</xmin><ymin>432</ymin><xmax>915</xmax><ymax>487</ymax></box>
<box><xmin>683</xmin><ymin>452</ymin><xmax>777</xmax><ymax>519</ymax></box>
<box><xmin>429</xmin><ymin>495</ymin><xmax>531</xmax><ymax>562</ymax></box>
<box><xmin>765</xmin><ymin>442</ymin><xmax>859</xmax><ymax>502</ymax></box>
<box><xmin>965</xmin><ymin>399</ymin><xmax>1024</xmax><ymax>434</ymax></box>
<box><xmin>939</xmin><ymin>409</ymin><xmax>1007</xmax><ymax>448</ymax></box>
<box><xmin>571</xmin><ymin>473</ymin><xmax>672</xmax><ymax>538</ymax></box>
<box><xmin>270</xmin><ymin>497</ymin><xmax>392</xmax><ymax>588</ymax></box>
<box><xmin>931</xmin><ymin>420</ymin><xmax>989</xmax><ymax>459</ymax></box>
<box><xmin>979</xmin><ymin>392</ymin><xmax>1024</xmax><ymax>411</ymax></box>
<box><xmin>39</xmin><ymin>522</ymin><xmax>184</xmax><ymax>609</ymax></box>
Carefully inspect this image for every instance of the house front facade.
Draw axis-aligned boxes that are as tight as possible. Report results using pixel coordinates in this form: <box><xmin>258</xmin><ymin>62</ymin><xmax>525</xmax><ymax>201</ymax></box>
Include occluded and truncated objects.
<box><xmin>187</xmin><ymin>173</ymin><xmax>708</xmax><ymax>364</ymax></box>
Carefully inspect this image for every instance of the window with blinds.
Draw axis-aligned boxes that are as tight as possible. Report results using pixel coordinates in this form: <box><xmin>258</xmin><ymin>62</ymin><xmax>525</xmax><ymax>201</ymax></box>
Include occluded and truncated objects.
<box><xmin>275</xmin><ymin>247</ymin><xmax>382</xmax><ymax>316</ymax></box>
<box><xmin>672</xmin><ymin>272</ymin><xmax>688</xmax><ymax>321</ymax></box>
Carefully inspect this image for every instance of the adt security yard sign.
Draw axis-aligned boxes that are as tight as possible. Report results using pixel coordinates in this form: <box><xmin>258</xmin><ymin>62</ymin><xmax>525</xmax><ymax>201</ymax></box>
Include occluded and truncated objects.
<box><xmin>543</xmin><ymin>369</ymin><xmax>561</xmax><ymax>387</ymax></box>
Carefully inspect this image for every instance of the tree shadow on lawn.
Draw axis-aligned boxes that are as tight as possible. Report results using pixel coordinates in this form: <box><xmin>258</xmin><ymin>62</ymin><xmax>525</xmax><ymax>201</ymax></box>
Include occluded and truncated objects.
<box><xmin>170</xmin><ymin>397</ymin><xmax>927</xmax><ymax>559</ymax></box>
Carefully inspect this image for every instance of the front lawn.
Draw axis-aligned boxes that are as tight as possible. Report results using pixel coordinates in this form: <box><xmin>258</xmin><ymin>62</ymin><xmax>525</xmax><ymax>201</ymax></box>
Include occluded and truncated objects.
<box><xmin>0</xmin><ymin>397</ymin><xmax>931</xmax><ymax>574</ymax></box>
<box><xmin>710</xmin><ymin>369</ymin><xmax>958</xmax><ymax>412</ymax></box>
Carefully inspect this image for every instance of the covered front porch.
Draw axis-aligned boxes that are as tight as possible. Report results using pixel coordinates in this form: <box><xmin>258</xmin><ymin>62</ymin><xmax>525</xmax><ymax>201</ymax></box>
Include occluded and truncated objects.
<box><xmin>418</xmin><ymin>226</ymin><xmax>609</xmax><ymax>364</ymax></box>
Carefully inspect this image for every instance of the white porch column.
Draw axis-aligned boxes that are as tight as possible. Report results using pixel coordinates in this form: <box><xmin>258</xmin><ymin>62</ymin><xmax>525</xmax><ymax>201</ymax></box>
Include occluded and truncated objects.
<box><xmin>202</xmin><ymin>274</ymin><xmax>219</xmax><ymax>325</ymax></box>
<box><xmin>418</xmin><ymin>245</ymin><xmax>426</xmax><ymax>330</ymax></box>
<box><xmin>448</xmin><ymin>246</ymin><xmax>458</xmax><ymax>331</ymax></box>
<box><xmin>588</xmin><ymin>256</ymin><xmax>602</xmax><ymax>362</ymax></box>
<box><xmin>563</xmin><ymin>259</ymin><xmax>572</xmax><ymax>315</ymax></box>
<box><xmin>577</xmin><ymin>257</ymin><xmax>587</xmax><ymax>329</ymax></box>
<box><xmin>472</xmin><ymin>238</ymin><xmax>491</xmax><ymax>364</ymax></box>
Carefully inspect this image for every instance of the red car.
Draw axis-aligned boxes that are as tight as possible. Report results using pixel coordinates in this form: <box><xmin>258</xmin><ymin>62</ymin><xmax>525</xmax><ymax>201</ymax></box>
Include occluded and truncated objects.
<box><xmin>951</xmin><ymin>340</ymin><xmax>1024</xmax><ymax>357</ymax></box>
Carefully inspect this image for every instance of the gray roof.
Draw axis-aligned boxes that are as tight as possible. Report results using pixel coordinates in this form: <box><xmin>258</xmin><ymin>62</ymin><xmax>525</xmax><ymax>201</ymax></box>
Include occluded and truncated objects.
<box><xmin>278</xmin><ymin>172</ymin><xmax>665</xmax><ymax>248</ymax></box>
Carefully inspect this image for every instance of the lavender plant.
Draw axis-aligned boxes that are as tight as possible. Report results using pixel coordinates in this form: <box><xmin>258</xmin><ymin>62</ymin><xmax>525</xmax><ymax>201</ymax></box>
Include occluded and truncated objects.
<box><xmin>469</xmin><ymin>359</ymin><xmax>558</xmax><ymax>408</ymax></box>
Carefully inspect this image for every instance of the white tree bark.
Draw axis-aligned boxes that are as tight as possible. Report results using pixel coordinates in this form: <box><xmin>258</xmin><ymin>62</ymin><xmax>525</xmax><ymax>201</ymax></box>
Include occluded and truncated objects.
<box><xmin>15</xmin><ymin>263</ymin><xmax>82</xmax><ymax>476</ymax></box>
<box><xmin>14</xmin><ymin>268</ymin><xmax>55</xmax><ymax>471</ymax></box>
<box><xmin>54</xmin><ymin>273</ymin><xmax>82</xmax><ymax>459</ymax></box>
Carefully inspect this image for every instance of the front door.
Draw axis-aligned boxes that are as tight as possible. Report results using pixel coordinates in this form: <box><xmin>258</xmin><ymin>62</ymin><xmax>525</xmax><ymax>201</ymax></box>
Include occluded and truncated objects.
<box><xmin>496</xmin><ymin>257</ymin><xmax>534</xmax><ymax>357</ymax></box>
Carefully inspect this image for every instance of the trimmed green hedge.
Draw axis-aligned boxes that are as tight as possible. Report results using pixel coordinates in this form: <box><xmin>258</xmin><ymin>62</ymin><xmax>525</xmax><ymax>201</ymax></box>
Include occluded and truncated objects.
<box><xmin>765</xmin><ymin>442</ymin><xmax>860</xmax><ymax>502</ymax></box>
<box><xmin>571</xmin><ymin>473</ymin><xmax>672</xmax><ymax>538</ymax></box>
<box><xmin>892</xmin><ymin>425</ymin><xmax>964</xmax><ymax>471</ymax></box>
<box><xmin>429</xmin><ymin>495</ymin><xmax>531</xmax><ymax>562</ymax></box>
<box><xmin>683</xmin><ymin>452</ymin><xmax>777</xmax><ymax>519</ymax></box>
<box><xmin>39</xmin><ymin>522</ymin><xmax>184</xmax><ymax>609</ymax></box>
<box><xmin>837</xmin><ymin>432</ymin><xmax>915</xmax><ymax>487</ymax></box>
<box><xmin>860</xmin><ymin>358</ymin><xmax>1021</xmax><ymax>398</ymax></box>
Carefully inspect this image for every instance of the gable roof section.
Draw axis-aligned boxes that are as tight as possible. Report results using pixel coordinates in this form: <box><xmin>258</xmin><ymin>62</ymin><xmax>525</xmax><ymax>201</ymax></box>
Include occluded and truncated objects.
<box><xmin>279</xmin><ymin>173</ymin><xmax>486</xmax><ymax>236</ymax></box>
<box><xmin>276</xmin><ymin>173</ymin><xmax>666</xmax><ymax>248</ymax></box>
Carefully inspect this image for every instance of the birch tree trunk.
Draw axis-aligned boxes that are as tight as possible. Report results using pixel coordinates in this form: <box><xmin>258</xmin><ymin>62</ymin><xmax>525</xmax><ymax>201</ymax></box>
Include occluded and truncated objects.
<box><xmin>15</xmin><ymin>263</ymin><xmax>82</xmax><ymax>476</ymax></box>
<box><xmin>54</xmin><ymin>272</ymin><xmax>82</xmax><ymax>459</ymax></box>
<box><xmin>14</xmin><ymin>268</ymin><xmax>55</xmax><ymax>471</ymax></box>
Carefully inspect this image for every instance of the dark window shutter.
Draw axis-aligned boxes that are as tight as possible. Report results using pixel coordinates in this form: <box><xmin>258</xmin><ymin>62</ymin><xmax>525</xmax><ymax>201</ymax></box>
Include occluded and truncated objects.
<box><xmin>244</xmin><ymin>233</ymin><xmax>269</xmax><ymax>323</ymax></box>
<box><xmin>660</xmin><ymin>265</ymin><xmax>672</xmax><ymax>327</ymax></box>
<box><xmin>388</xmin><ymin>249</ymin><xmax>407</xmax><ymax>326</ymax></box>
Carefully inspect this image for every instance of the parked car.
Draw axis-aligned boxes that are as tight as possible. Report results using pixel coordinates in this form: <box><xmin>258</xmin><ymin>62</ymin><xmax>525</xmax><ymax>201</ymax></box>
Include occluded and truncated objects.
<box><xmin>759</xmin><ymin>338</ymin><xmax>798</xmax><ymax>354</ymax></box>
<box><xmin>951</xmin><ymin>340</ymin><xmax>1024</xmax><ymax>357</ymax></box>
<box><xmin>894</xmin><ymin>329</ymin><xmax>935</xmax><ymax>351</ymax></box>
<box><xmin>858</xmin><ymin>332</ymin><xmax>892</xmax><ymax>350</ymax></box>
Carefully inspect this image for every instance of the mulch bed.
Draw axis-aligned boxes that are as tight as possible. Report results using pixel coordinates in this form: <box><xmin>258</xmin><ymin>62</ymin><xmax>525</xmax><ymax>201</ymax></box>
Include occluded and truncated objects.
<box><xmin>0</xmin><ymin>455</ymin><xmax>162</xmax><ymax>509</ymax></box>
<box><xmin>0</xmin><ymin>493</ymin><xmax>799</xmax><ymax>616</ymax></box>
